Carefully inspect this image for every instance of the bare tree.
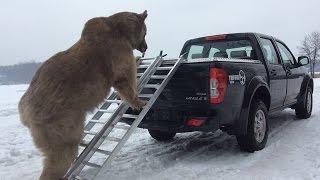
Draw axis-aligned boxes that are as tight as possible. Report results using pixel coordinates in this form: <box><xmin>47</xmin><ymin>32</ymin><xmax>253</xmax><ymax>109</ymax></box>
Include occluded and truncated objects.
<box><xmin>298</xmin><ymin>31</ymin><xmax>320</xmax><ymax>77</ymax></box>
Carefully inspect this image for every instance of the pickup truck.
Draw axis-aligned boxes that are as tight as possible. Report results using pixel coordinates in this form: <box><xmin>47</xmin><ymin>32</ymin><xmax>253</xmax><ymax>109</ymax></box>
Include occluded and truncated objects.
<box><xmin>134</xmin><ymin>33</ymin><xmax>314</xmax><ymax>152</ymax></box>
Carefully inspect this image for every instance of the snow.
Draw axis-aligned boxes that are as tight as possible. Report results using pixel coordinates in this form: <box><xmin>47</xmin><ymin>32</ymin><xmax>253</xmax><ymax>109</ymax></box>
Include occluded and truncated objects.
<box><xmin>0</xmin><ymin>80</ymin><xmax>320</xmax><ymax>180</ymax></box>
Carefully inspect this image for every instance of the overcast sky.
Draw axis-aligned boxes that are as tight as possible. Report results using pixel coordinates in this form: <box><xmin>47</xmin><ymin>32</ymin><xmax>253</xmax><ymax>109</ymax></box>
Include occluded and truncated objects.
<box><xmin>0</xmin><ymin>0</ymin><xmax>320</xmax><ymax>66</ymax></box>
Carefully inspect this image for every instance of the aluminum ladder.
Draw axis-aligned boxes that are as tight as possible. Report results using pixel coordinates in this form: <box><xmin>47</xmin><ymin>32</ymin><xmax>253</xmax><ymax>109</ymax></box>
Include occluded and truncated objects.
<box><xmin>64</xmin><ymin>53</ymin><xmax>183</xmax><ymax>180</ymax></box>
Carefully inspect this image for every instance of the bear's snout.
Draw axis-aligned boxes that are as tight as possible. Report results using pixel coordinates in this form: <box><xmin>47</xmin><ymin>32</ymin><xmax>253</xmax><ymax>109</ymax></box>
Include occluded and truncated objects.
<box><xmin>137</xmin><ymin>39</ymin><xmax>147</xmax><ymax>53</ymax></box>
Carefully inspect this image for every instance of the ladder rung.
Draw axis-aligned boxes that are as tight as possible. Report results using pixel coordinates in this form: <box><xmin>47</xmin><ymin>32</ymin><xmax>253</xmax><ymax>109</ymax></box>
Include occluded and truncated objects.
<box><xmin>144</xmin><ymin>84</ymin><xmax>160</xmax><ymax>89</ymax></box>
<box><xmin>95</xmin><ymin>148</ymin><xmax>112</xmax><ymax>156</ymax></box>
<box><xmin>84</xmin><ymin>130</ymin><xmax>97</xmax><ymax>135</ymax></box>
<box><xmin>122</xmin><ymin>114</ymin><xmax>138</xmax><ymax>118</ymax></box>
<box><xmin>138</xmin><ymin>65</ymin><xmax>149</xmax><ymax>68</ymax></box>
<box><xmin>138</xmin><ymin>94</ymin><xmax>153</xmax><ymax>98</ymax></box>
<box><xmin>114</xmin><ymin>124</ymin><xmax>131</xmax><ymax>130</ymax></box>
<box><xmin>137</xmin><ymin>73</ymin><xmax>143</xmax><ymax>77</ymax></box>
<box><xmin>106</xmin><ymin>100</ymin><xmax>122</xmax><ymax>104</ymax></box>
<box><xmin>141</xmin><ymin>57</ymin><xmax>155</xmax><ymax>61</ymax></box>
<box><xmin>162</xmin><ymin>59</ymin><xmax>177</xmax><ymax>64</ymax></box>
<box><xmin>88</xmin><ymin>120</ymin><xmax>106</xmax><ymax>124</ymax></box>
<box><xmin>85</xmin><ymin>161</ymin><xmax>101</xmax><ymax>168</ymax></box>
<box><xmin>105</xmin><ymin>136</ymin><xmax>122</xmax><ymax>142</ymax></box>
<box><xmin>151</xmin><ymin>75</ymin><xmax>167</xmax><ymax>79</ymax></box>
<box><xmin>140</xmin><ymin>61</ymin><xmax>152</xmax><ymax>64</ymax></box>
<box><xmin>156</xmin><ymin>66</ymin><xmax>172</xmax><ymax>70</ymax></box>
<box><xmin>98</xmin><ymin>109</ymin><xmax>115</xmax><ymax>113</ymax></box>
<box><xmin>141</xmin><ymin>58</ymin><xmax>154</xmax><ymax>61</ymax></box>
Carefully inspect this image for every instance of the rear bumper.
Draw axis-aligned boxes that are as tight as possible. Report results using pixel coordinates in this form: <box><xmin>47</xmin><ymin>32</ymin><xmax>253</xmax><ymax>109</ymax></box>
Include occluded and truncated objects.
<box><xmin>122</xmin><ymin>106</ymin><xmax>238</xmax><ymax>133</ymax></box>
<box><xmin>139</xmin><ymin>116</ymin><xmax>219</xmax><ymax>133</ymax></box>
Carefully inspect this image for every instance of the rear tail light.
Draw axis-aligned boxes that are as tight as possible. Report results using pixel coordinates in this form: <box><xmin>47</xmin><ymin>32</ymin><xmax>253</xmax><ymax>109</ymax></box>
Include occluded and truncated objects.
<box><xmin>210</xmin><ymin>68</ymin><xmax>228</xmax><ymax>104</ymax></box>
<box><xmin>187</xmin><ymin>118</ymin><xmax>205</xmax><ymax>127</ymax></box>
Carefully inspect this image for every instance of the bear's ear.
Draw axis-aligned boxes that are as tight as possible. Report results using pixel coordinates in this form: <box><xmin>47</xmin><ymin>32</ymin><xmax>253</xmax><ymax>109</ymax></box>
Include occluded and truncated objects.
<box><xmin>139</xmin><ymin>10</ymin><xmax>148</xmax><ymax>21</ymax></box>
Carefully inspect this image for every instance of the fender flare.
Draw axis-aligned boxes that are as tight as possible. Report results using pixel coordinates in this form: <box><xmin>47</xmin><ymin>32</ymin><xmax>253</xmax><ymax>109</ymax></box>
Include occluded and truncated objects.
<box><xmin>233</xmin><ymin>76</ymin><xmax>270</xmax><ymax>135</ymax></box>
<box><xmin>297</xmin><ymin>74</ymin><xmax>313</xmax><ymax>105</ymax></box>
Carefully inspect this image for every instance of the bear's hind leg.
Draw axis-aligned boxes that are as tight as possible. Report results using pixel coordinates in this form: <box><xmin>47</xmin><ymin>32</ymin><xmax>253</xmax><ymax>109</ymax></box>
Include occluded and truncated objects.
<box><xmin>40</xmin><ymin>143</ymin><xmax>78</xmax><ymax>180</ymax></box>
<box><xmin>30</xmin><ymin>114</ymin><xmax>84</xmax><ymax>180</ymax></box>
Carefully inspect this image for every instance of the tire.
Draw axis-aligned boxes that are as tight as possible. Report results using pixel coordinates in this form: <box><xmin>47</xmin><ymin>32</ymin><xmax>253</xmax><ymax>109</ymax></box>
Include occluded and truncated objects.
<box><xmin>236</xmin><ymin>100</ymin><xmax>269</xmax><ymax>152</ymax></box>
<box><xmin>148</xmin><ymin>129</ymin><xmax>176</xmax><ymax>141</ymax></box>
<box><xmin>295</xmin><ymin>87</ymin><xmax>313</xmax><ymax>119</ymax></box>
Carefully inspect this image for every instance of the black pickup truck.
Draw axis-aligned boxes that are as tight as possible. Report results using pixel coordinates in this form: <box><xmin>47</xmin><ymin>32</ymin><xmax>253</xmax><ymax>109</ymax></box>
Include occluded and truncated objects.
<box><xmin>138</xmin><ymin>33</ymin><xmax>313</xmax><ymax>152</ymax></box>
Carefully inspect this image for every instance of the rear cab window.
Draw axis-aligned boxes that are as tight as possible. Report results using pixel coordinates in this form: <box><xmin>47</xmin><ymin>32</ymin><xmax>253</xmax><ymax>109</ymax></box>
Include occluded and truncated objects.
<box><xmin>182</xmin><ymin>35</ymin><xmax>258</xmax><ymax>61</ymax></box>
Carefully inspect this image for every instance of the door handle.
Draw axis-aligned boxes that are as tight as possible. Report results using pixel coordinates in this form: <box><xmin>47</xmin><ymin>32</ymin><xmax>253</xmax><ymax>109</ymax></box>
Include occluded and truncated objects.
<box><xmin>284</xmin><ymin>65</ymin><xmax>292</xmax><ymax>76</ymax></box>
<box><xmin>270</xmin><ymin>69</ymin><xmax>277</xmax><ymax>76</ymax></box>
<box><xmin>286</xmin><ymin>69</ymin><xmax>292</xmax><ymax>76</ymax></box>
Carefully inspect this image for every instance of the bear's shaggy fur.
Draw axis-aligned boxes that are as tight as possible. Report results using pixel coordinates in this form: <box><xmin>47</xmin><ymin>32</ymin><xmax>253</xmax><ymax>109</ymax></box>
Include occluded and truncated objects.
<box><xmin>18</xmin><ymin>11</ymin><xmax>148</xmax><ymax>180</ymax></box>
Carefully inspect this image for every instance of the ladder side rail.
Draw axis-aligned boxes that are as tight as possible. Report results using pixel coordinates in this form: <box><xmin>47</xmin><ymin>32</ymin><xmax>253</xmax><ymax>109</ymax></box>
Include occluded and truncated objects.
<box><xmin>65</xmin><ymin>103</ymin><xmax>128</xmax><ymax>178</ymax></box>
<box><xmin>94</xmin><ymin>57</ymin><xmax>183</xmax><ymax>178</ymax></box>
<box><xmin>69</xmin><ymin>104</ymin><xmax>134</xmax><ymax>179</ymax></box>
<box><xmin>66</xmin><ymin>56</ymin><xmax>161</xmax><ymax>178</ymax></box>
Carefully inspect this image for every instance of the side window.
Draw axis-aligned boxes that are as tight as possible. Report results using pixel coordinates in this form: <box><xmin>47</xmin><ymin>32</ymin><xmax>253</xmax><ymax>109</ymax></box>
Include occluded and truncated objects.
<box><xmin>276</xmin><ymin>42</ymin><xmax>295</xmax><ymax>66</ymax></box>
<box><xmin>187</xmin><ymin>45</ymin><xmax>204</xmax><ymax>59</ymax></box>
<box><xmin>208</xmin><ymin>48</ymin><xmax>220</xmax><ymax>58</ymax></box>
<box><xmin>259</xmin><ymin>38</ymin><xmax>279</xmax><ymax>64</ymax></box>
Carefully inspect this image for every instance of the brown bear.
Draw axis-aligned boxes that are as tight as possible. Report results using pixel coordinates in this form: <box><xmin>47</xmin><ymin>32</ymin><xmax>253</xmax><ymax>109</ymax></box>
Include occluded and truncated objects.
<box><xmin>18</xmin><ymin>10</ymin><xmax>148</xmax><ymax>180</ymax></box>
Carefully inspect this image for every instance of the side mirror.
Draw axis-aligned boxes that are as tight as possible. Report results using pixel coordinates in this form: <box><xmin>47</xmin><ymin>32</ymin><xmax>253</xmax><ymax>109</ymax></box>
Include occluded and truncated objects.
<box><xmin>298</xmin><ymin>56</ymin><xmax>310</xmax><ymax>66</ymax></box>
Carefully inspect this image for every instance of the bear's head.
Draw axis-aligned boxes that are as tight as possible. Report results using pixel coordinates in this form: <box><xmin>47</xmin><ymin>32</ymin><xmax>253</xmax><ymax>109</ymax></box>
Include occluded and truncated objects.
<box><xmin>112</xmin><ymin>10</ymin><xmax>148</xmax><ymax>53</ymax></box>
<box><xmin>134</xmin><ymin>10</ymin><xmax>148</xmax><ymax>53</ymax></box>
<box><xmin>81</xmin><ymin>11</ymin><xmax>148</xmax><ymax>53</ymax></box>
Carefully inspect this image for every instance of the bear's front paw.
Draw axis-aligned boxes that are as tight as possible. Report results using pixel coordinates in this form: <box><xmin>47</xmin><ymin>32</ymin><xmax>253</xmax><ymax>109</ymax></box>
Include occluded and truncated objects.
<box><xmin>131</xmin><ymin>99</ymin><xmax>147</xmax><ymax>110</ymax></box>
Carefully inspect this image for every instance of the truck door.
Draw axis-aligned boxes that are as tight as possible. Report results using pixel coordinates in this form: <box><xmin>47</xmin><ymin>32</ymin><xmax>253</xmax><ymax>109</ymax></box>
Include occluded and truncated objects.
<box><xmin>275</xmin><ymin>41</ymin><xmax>304</xmax><ymax>105</ymax></box>
<box><xmin>259</xmin><ymin>38</ymin><xmax>287</xmax><ymax>110</ymax></box>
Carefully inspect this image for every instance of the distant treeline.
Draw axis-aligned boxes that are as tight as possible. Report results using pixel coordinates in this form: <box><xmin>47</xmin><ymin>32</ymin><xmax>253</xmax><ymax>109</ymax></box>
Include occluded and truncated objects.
<box><xmin>0</xmin><ymin>62</ymin><xmax>41</xmax><ymax>85</ymax></box>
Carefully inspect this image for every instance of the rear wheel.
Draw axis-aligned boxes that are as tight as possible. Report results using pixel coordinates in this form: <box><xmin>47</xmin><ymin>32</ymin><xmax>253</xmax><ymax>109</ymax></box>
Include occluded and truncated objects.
<box><xmin>148</xmin><ymin>130</ymin><xmax>176</xmax><ymax>141</ymax></box>
<box><xmin>236</xmin><ymin>100</ymin><xmax>269</xmax><ymax>152</ymax></box>
<box><xmin>295</xmin><ymin>87</ymin><xmax>312</xmax><ymax>119</ymax></box>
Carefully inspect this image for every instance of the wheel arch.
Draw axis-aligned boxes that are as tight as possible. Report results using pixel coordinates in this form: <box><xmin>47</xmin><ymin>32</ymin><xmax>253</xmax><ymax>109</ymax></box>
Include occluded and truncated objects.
<box><xmin>233</xmin><ymin>76</ymin><xmax>270</xmax><ymax>135</ymax></box>
<box><xmin>251</xmin><ymin>86</ymin><xmax>271</xmax><ymax>110</ymax></box>
<box><xmin>297</xmin><ymin>75</ymin><xmax>314</xmax><ymax>105</ymax></box>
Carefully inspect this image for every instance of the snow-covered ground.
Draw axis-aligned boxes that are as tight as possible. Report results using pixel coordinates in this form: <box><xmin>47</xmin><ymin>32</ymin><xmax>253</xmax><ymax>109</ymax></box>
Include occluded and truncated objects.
<box><xmin>0</xmin><ymin>80</ymin><xmax>319</xmax><ymax>180</ymax></box>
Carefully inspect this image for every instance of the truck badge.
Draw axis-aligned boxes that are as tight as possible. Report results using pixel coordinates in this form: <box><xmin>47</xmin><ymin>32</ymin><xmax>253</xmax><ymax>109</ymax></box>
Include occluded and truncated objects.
<box><xmin>229</xmin><ymin>70</ymin><xmax>246</xmax><ymax>85</ymax></box>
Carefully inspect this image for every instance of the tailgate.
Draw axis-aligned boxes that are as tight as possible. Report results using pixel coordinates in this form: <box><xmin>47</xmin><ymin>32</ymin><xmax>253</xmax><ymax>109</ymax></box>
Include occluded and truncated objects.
<box><xmin>152</xmin><ymin>62</ymin><xmax>210</xmax><ymax>109</ymax></box>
